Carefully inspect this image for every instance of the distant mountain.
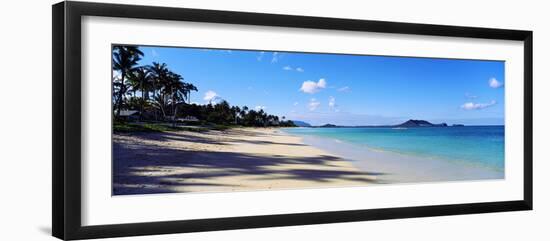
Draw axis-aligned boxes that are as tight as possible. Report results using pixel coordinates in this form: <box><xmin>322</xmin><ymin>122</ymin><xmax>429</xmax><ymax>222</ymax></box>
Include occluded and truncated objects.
<box><xmin>291</xmin><ymin>120</ymin><xmax>312</xmax><ymax>127</ymax></box>
<box><xmin>319</xmin><ymin>124</ymin><xmax>337</xmax><ymax>128</ymax></box>
<box><xmin>290</xmin><ymin>119</ymin><xmax>461</xmax><ymax>128</ymax></box>
<box><xmin>394</xmin><ymin>119</ymin><xmax>448</xmax><ymax>127</ymax></box>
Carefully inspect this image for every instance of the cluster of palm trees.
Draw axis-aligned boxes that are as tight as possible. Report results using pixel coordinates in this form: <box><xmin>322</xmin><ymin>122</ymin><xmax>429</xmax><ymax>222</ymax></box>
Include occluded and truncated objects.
<box><xmin>112</xmin><ymin>46</ymin><xmax>197</xmax><ymax>121</ymax></box>
<box><xmin>179</xmin><ymin>101</ymin><xmax>295</xmax><ymax>127</ymax></box>
<box><xmin>112</xmin><ymin>45</ymin><xmax>296</xmax><ymax>128</ymax></box>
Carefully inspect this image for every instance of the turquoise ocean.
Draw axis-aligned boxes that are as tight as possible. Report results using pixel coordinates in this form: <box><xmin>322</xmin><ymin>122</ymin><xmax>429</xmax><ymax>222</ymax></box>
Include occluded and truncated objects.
<box><xmin>283</xmin><ymin>126</ymin><xmax>504</xmax><ymax>178</ymax></box>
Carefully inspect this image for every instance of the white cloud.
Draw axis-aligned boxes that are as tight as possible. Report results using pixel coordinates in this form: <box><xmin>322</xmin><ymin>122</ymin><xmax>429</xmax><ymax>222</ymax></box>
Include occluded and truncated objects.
<box><xmin>300</xmin><ymin>78</ymin><xmax>327</xmax><ymax>94</ymax></box>
<box><xmin>308</xmin><ymin>98</ymin><xmax>321</xmax><ymax>111</ymax></box>
<box><xmin>461</xmin><ymin>100</ymin><xmax>497</xmax><ymax>110</ymax></box>
<box><xmin>203</xmin><ymin>90</ymin><xmax>218</xmax><ymax>103</ymax></box>
<box><xmin>255</xmin><ymin>105</ymin><xmax>267</xmax><ymax>111</ymax></box>
<box><xmin>283</xmin><ymin>66</ymin><xmax>304</xmax><ymax>72</ymax></box>
<box><xmin>271</xmin><ymin>52</ymin><xmax>279</xmax><ymax>63</ymax></box>
<box><xmin>489</xmin><ymin>78</ymin><xmax>503</xmax><ymax>88</ymax></box>
<box><xmin>293</xmin><ymin>102</ymin><xmax>299</xmax><ymax>106</ymax></box>
<box><xmin>317</xmin><ymin>79</ymin><xmax>327</xmax><ymax>88</ymax></box>
<box><xmin>328</xmin><ymin>96</ymin><xmax>336</xmax><ymax>108</ymax></box>
<box><xmin>338</xmin><ymin>86</ymin><xmax>350</xmax><ymax>92</ymax></box>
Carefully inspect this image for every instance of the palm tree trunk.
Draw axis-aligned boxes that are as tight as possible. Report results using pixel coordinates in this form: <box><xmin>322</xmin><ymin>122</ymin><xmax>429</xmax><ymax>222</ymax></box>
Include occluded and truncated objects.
<box><xmin>115</xmin><ymin>72</ymin><xmax>125</xmax><ymax>118</ymax></box>
<box><xmin>140</xmin><ymin>80</ymin><xmax>144</xmax><ymax>121</ymax></box>
<box><xmin>171</xmin><ymin>87</ymin><xmax>176</xmax><ymax>127</ymax></box>
<box><xmin>153</xmin><ymin>82</ymin><xmax>157</xmax><ymax>121</ymax></box>
<box><xmin>158</xmin><ymin>93</ymin><xmax>167</xmax><ymax>120</ymax></box>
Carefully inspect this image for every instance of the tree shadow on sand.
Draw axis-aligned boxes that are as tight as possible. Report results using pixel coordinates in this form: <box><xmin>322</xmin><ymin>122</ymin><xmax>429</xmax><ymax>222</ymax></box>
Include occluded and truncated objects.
<box><xmin>113</xmin><ymin>131</ymin><xmax>387</xmax><ymax>195</ymax></box>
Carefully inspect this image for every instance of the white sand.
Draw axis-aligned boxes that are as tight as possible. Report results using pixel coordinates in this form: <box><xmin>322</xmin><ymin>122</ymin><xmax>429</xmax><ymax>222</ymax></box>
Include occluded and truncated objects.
<box><xmin>113</xmin><ymin>128</ymin><xmax>382</xmax><ymax>195</ymax></box>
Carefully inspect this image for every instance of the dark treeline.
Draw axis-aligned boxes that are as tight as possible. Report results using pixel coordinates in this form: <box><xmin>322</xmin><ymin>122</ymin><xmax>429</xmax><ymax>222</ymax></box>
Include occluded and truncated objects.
<box><xmin>180</xmin><ymin>101</ymin><xmax>296</xmax><ymax>127</ymax></box>
<box><xmin>112</xmin><ymin>45</ymin><xmax>296</xmax><ymax>127</ymax></box>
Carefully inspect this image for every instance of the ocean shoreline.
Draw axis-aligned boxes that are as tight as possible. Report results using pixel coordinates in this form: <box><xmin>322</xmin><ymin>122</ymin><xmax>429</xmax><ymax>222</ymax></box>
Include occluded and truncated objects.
<box><xmin>280</xmin><ymin>127</ymin><xmax>504</xmax><ymax>183</ymax></box>
<box><xmin>112</xmin><ymin>127</ymin><xmax>503</xmax><ymax>195</ymax></box>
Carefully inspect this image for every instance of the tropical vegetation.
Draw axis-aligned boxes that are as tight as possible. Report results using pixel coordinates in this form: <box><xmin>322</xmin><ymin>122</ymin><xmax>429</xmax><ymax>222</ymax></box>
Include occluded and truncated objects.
<box><xmin>112</xmin><ymin>45</ymin><xmax>296</xmax><ymax>130</ymax></box>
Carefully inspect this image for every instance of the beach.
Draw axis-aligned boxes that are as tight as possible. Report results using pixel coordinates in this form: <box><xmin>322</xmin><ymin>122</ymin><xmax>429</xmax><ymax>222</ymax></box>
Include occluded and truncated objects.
<box><xmin>110</xmin><ymin>45</ymin><xmax>506</xmax><ymax>196</ymax></box>
<box><xmin>113</xmin><ymin>128</ymin><xmax>383</xmax><ymax>195</ymax></box>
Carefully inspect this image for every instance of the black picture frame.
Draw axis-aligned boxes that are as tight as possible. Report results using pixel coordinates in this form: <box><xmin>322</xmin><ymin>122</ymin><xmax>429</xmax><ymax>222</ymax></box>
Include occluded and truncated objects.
<box><xmin>52</xmin><ymin>1</ymin><xmax>533</xmax><ymax>240</ymax></box>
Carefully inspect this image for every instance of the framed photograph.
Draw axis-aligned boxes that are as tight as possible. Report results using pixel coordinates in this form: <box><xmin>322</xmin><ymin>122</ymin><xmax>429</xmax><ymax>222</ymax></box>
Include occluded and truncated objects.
<box><xmin>52</xmin><ymin>1</ymin><xmax>533</xmax><ymax>240</ymax></box>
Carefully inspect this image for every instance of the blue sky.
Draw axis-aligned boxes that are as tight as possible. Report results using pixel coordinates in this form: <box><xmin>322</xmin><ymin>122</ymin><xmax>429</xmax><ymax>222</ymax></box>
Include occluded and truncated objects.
<box><xmin>135</xmin><ymin>46</ymin><xmax>505</xmax><ymax>126</ymax></box>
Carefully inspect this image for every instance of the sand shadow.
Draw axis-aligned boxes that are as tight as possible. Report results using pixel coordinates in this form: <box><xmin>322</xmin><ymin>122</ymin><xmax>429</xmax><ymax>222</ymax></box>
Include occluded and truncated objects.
<box><xmin>113</xmin><ymin>131</ymin><xmax>386</xmax><ymax>195</ymax></box>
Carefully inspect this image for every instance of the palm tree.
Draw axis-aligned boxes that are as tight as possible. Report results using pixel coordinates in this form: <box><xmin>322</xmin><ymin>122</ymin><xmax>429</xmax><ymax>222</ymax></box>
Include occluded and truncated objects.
<box><xmin>112</xmin><ymin>46</ymin><xmax>143</xmax><ymax>118</ymax></box>
<box><xmin>258</xmin><ymin>109</ymin><xmax>267</xmax><ymax>126</ymax></box>
<box><xmin>240</xmin><ymin>106</ymin><xmax>249</xmax><ymax>125</ymax></box>
<box><xmin>146</xmin><ymin>62</ymin><xmax>169</xmax><ymax>120</ymax></box>
<box><xmin>166</xmin><ymin>80</ymin><xmax>198</xmax><ymax>122</ymax></box>
<box><xmin>127</xmin><ymin>67</ymin><xmax>152</xmax><ymax>120</ymax></box>
<box><xmin>166</xmin><ymin>71</ymin><xmax>185</xmax><ymax>119</ymax></box>
<box><xmin>182</xmin><ymin>83</ymin><xmax>198</xmax><ymax>104</ymax></box>
<box><xmin>231</xmin><ymin>106</ymin><xmax>241</xmax><ymax>124</ymax></box>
